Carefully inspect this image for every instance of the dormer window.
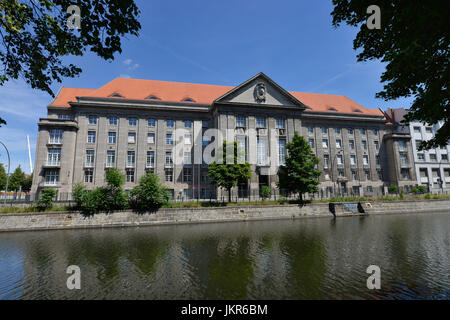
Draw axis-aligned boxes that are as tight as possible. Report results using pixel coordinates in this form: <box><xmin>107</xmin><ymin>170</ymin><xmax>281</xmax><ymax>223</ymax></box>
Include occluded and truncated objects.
<box><xmin>353</xmin><ymin>109</ymin><xmax>362</xmax><ymax>113</ymax></box>
<box><xmin>328</xmin><ymin>107</ymin><xmax>337</xmax><ymax>111</ymax></box>
<box><xmin>146</xmin><ymin>95</ymin><xmax>160</xmax><ymax>100</ymax></box>
<box><xmin>182</xmin><ymin>98</ymin><xmax>196</xmax><ymax>103</ymax></box>
<box><xmin>109</xmin><ymin>93</ymin><xmax>124</xmax><ymax>98</ymax></box>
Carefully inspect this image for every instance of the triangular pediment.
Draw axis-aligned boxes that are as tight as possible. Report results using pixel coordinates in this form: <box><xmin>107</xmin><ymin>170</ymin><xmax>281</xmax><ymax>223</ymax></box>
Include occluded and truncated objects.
<box><xmin>214</xmin><ymin>72</ymin><xmax>307</xmax><ymax>109</ymax></box>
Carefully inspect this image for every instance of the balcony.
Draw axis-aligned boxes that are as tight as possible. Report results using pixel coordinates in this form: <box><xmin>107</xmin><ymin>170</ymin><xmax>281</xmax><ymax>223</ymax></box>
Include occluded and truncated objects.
<box><xmin>126</xmin><ymin>163</ymin><xmax>135</xmax><ymax>168</ymax></box>
<box><xmin>44</xmin><ymin>161</ymin><xmax>60</xmax><ymax>167</ymax></box>
<box><xmin>47</xmin><ymin>139</ymin><xmax>62</xmax><ymax>145</ymax></box>
<box><xmin>363</xmin><ymin>164</ymin><xmax>370</xmax><ymax>169</ymax></box>
<box><xmin>105</xmin><ymin>162</ymin><xmax>115</xmax><ymax>168</ymax></box>
<box><xmin>337</xmin><ymin>164</ymin><xmax>344</xmax><ymax>169</ymax></box>
<box><xmin>146</xmin><ymin>163</ymin><xmax>155</xmax><ymax>169</ymax></box>
<box><xmin>40</xmin><ymin>181</ymin><xmax>61</xmax><ymax>187</ymax></box>
<box><xmin>84</xmin><ymin>162</ymin><xmax>94</xmax><ymax>168</ymax></box>
<box><xmin>400</xmin><ymin>161</ymin><xmax>411</xmax><ymax>168</ymax></box>
<box><xmin>165</xmin><ymin>162</ymin><xmax>173</xmax><ymax>168</ymax></box>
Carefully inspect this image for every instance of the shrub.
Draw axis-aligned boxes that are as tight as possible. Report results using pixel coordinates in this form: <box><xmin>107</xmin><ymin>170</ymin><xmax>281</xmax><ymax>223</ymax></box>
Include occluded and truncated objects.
<box><xmin>424</xmin><ymin>193</ymin><xmax>431</xmax><ymax>199</ymax></box>
<box><xmin>72</xmin><ymin>183</ymin><xmax>86</xmax><ymax>209</ymax></box>
<box><xmin>36</xmin><ymin>188</ymin><xmax>58</xmax><ymax>211</ymax></box>
<box><xmin>103</xmin><ymin>169</ymin><xmax>128</xmax><ymax>211</ymax></box>
<box><xmin>418</xmin><ymin>185</ymin><xmax>426</xmax><ymax>193</ymax></box>
<box><xmin>129</xmin><ymin>173</ymin><xmax>170</xmax><ymax>213</ymax></box>
<box><xmin>260</xmin><ymin>185</ymin><xmax>271</xmax><ymax>200</ymax></box>
<box><xmin>410</xmin><ymin>187</ymin><xmax>419</xmax><ymax>194</ymax></box>
<box><xmin>389</xmin><ymin>185</ymin><xmax>399</xmax><ymax>193</ymax></box>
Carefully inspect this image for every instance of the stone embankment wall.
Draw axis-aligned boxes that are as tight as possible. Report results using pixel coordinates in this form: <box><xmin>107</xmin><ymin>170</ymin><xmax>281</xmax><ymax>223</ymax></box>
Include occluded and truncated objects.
<box><xmin>0</xmin><ymin>199</ymin><xmax>449</xmax><ymax>232</ymax></box>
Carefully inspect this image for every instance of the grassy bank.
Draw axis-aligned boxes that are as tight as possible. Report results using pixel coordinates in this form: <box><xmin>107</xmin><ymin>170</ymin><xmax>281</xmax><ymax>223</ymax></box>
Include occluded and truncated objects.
<box><xmin>2</xmin><ymin>193</ymin><xmax>450</xmax><ymax>214</ymax></box>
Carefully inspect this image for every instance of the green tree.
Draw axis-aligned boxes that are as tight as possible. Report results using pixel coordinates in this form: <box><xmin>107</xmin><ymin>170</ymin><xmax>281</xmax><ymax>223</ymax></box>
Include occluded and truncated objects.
<box><xmin>129</xmin><ymin>173</ymin><xmax>170</xmax><ymax>213</ymax></box>
<box><xmin>8</xmin><ymin>166</ymin><xmax>25</xmax><ymax>191</ymax></box>
<box><xmin>103</xmin><ymin>168</ymin><xmax>127</xmax><ymax>211</ymax></box>
<box><xmin>207</xmin><ymin>141</ymin><xmax>252</xmax><ymax>202</ymax></box>
<box><xmin>278</xmin><ymin>132</ymin><xmax>321</xmax><ymax>201</ymax></box>
<box><xmin>0</xmin><ymin>0</ymin><xmax>141</xmax><ymax>97</ymax></box>
<box><xmin>260</xmin><ymin>185</ymin><xmax>271</xmax><ymax>200</ymax></box>
<box><xmin>36</xmin><ymin>187</ymin><xmax>58</xmax><ymax>211</ymax></box>
<box><xmin>331</xmin><ymin>1</ymin><xmax>449</xmax><ymax>149</ymax></box>
<box><xmin>0</xmin><ymin>163</ymin><xmax>6</xmax><ymax>190</ymax></box>
<box><xmin>22</xmin><ymin>173</ymin><xmax>33</xmax><ymax>192</ymax></box>
<box><xmin>72</xmin><ymin>183</ymin><xmax>86</xmax><ymax>209</ymax></box>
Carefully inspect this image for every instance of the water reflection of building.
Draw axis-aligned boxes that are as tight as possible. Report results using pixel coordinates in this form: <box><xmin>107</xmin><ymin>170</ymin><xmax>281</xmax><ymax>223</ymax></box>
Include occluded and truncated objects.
<box><xmin>31</xmin><ymin>72</ymin><xmax>417</xmax><ymax>199</ymax></box>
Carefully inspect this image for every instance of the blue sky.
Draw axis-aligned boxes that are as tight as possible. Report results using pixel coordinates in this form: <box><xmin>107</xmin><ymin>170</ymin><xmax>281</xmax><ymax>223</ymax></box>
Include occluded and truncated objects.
<box><xmin>0</xmin><ymin>0</ymin><xmax>414</xmax><ymax>174</ymax></box>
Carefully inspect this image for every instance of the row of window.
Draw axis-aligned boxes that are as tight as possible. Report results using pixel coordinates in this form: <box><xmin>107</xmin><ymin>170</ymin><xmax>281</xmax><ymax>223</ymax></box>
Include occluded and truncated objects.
<box><xmin>87</xmin><ymin>131</ymin><xmax>193</xmax><ymax>145</ymax></box>
<box><xmin>417</xmin><ymin>153</ymin><xmax>448</xmax><ymax>162</ymax></box>
<box><xmin>322</xmin><ymin>154</ymin><xmax>381</xmax><ymax>168</ymax></box>
<box><xmin>88</xmin><ymin>115</ymin><xmax>196</xmax><ymax>128</ymax></box>
<box><xmin>307</xmin><ymin>127</ymin><xmax>379</xmax><ymax>136</ymax></box>
<box><xmin>308</xmin><ymin>138</ymin><xmax>379</xmax><ymax>151</ymax></box>
<box><xmin>323</xmin><ymin>169</ymin><xmax>383</xmax><ymax>181</ymax></box>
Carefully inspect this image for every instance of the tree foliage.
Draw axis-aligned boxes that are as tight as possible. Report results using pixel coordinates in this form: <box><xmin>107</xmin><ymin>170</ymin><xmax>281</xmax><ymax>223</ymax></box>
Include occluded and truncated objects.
<box><xmin>0</xmin><ymin>0</ymin><xmax>141</xmax><ymax>96</ymax></box>
<box><xmin>0</xmin><ymin>163</ymin><xmax>6</xmax><ymax>190</ymax></box>
<box><xmin>207</xmin><ymin>141</ymin><xmax>252</xmax><ymax>202</ymax></box>
<box><xmin>331</xmin><ymin>1</ymin><xmax>449</xmax><ymax>149</ymax></box>
<box><xmin>129</xmin><ymin>172</ymin><xmax>170</xmax><ymax>213</ymax></box>
<box><xmin>8</xmin><ymin>165</ymin><xmax>25</xmax><ymax>191</ymax></box>
<box><xmin>278</xmin><ymin>132</ymin><xmax>321</xmax><ymax>201</ymax></box>
<box><xmin>36</xmin><ymin>187</ymin><xmax>57</xmax><ymax>210</ymax></box>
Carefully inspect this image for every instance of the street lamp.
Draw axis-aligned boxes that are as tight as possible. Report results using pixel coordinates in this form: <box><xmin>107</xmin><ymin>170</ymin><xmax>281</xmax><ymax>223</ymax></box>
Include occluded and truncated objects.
<box><xmin>0</xmin><ymin>141</ymin><xmax>10</xmax><ymax>204</ymax></box>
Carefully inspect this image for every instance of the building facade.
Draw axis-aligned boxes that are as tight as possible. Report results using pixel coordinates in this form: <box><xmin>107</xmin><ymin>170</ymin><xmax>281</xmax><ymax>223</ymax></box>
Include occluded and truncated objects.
<box><xmin>31</xmin><ymin>73</ymin><xmax>418</xmax><ymax>200</ymax></box>
<box><xmin>385</xmin><ymin>108</ymin><xmax>450</xmax><ymax>193</ymax></box>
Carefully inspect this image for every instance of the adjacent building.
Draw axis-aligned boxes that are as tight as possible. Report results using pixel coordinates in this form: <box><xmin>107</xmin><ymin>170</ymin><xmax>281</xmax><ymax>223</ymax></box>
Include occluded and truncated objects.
<box><xmin>31</xmin><ymin>73</ymin><xmax>419</xmax><ymax>200</ymax></box>
<box><xmin>385</xmin><ymin>108</ymin><xmax>450</xmax><ymax>193</ymax></box>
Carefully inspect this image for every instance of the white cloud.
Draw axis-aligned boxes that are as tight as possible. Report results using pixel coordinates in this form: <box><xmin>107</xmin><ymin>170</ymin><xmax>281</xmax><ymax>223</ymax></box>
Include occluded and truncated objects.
<box><xmin>118</xmin><ymin>74</ymin><xmax>131</xmax><ymax>78</ymax></box>
<box><xmin>128</xmin><ymin>63</ymin><xmax>139</xmax><ymax>71</ymax></box>
<box><xmin>123</xmin><ymin>59</ymin><xmax>133</xmax><ymax>66</ymax></box>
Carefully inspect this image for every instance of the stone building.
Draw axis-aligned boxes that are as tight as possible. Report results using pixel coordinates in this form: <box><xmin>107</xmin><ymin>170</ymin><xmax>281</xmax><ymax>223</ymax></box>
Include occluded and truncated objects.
<box><xmin>385</xmin><ymin>108</ymin><xmax>450</xmax><ymax>193</ymax></box>
<box><xmin>31</xmin><ymin>72</ymin><xmax>417</xmax><ymax>200</ymax></box>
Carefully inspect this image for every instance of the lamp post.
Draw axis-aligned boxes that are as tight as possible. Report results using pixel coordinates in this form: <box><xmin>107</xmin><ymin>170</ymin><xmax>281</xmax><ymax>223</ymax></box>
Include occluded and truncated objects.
<box><xmin>0</xmin><ymin>141</ymin><xmax>10</xmax><ymax>204</ymax></box>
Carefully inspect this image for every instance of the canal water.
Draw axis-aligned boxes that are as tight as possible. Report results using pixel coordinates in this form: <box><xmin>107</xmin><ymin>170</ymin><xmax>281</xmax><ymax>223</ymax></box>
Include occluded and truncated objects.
<box><xmin>0</xmin><ymin>212</ymin><xmax>449</xmax><ymax>299</ymax></box>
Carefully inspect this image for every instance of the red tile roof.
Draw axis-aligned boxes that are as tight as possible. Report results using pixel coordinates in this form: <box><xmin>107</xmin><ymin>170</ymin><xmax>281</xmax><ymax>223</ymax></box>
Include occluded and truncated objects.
<box><xmin>49</xmin><ymin>77</ymin><xmax>384</xmax><ymax>117</ymax></box>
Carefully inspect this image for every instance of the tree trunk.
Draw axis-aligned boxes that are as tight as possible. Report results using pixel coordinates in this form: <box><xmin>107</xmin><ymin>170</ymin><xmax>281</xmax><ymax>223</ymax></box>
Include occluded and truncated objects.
<box><xmin>228</xmin><ymin>188</ymin><xmax>232</xmax><ymax>203</ymax></box>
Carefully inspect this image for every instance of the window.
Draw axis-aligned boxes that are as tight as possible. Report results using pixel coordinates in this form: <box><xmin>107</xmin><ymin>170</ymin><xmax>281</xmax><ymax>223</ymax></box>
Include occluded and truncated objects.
<box><xmin>129</xmin><ymin>118</ymin><xmax>137</xmax><ymax>126</ymax></box>
<box><xmin>108</xmin><ymin>132</ymin><xmax>116</xmax><ymax>144</ymax></box>
<box><xmin>400</xmin><ymin>153</ymin><xmax>409</xmax><ymax>167</ymax></box>
<box><xmin>87</xmin><ymin>131</ymin><xmax>96</xmax><ymax>143</ymax></box>
<box><xmin>366</xmin><ymin>186</ymin><xmax>373</xmax><ymax>193</ymax></box>
<box><xmin>146</xmin><ymin>151</ymin><xmax>155</xmax><ymax>168</ymax></box>
<box><xmin>398</xmin><ymin>140</ymin><xmax>407</xmax><ymax>151</ymax></box>
<box><xmin>323</xmin><ymin>154</ymin><xmax>329</xmax><ymax>168</ymax></box>
<box><xmin>338</xmin><ymin>170</ymin><xmax>344</xmax><ymax>177</ymax></box>
<box><xmin>166</xmin><ymin>120</ymin><xmax>175</xmax><ymax>128</ymax></box>
<box><xmin>417</xmin><ymin>153</ymin><xmax>425</xmax><ymax>161</ymax></box>
<box><xmin>362</xmin><ymin>140</ymin><xmax>367</xmax><ymax>150</ymax></box>
<box><xmin>348</xmin><ymin>128</ymin><xmax>354</xmax><ymax>135</ymax></box>
<box><xmin>376</xmin><ymin>155</ymin><xmax>381</xmax><ymax>167</ymax></box>
<box><xmin>148</xmin><ymin>118</ymin><xmax>156</xmax><ymax>127</ymax></box>
<box><xmin>372</xmin><ymin>129</ymin><xmax>378</xmax><ymax>135</ymax></box>
<box><xmin>127</xmin><ymin>151</ymin><xmax>135</xmax><ymax>168</ymax></box>
<box><xmin>166</xmin><ymin>133</ymin><xmax>174</xmax><ymax>145</ymax></box>
<box><xmin>165</xmin><ymin>169</ymin><xmax>173</xmax><ymax>182</ymax></box>
<box><xmin>442</xmin><ymin>154</ymin><xmax>448</xmax><ymax>162</ymax></box>
<box><xmin>363</xmin><ymin>155</ymin><xmax>369</xmax><ymax>166</ymax></box>
<box><xmin>184</xmin><ymin>120</ymin><xmax>192</xmax><ymax>128</ymax></box>
<box><xmin>165</xmin><ymin>152</ymin><xmax>173</xmax><ymax>167</ymax></box>
<box><xmin>184</xmin><ymin>134</ymin><xmax>192</xmax><ymax>145</ymax></box>
<box><xmin>236</xmin><ymin>117</ymin><xmax>246</xmax><ymax>128</ymax></box>
<box><xmin>88</xmin><ymin>115</ymin><xmax>97</xmax><ymax>125</ymax></box>
<box><xmin>415</xmin><ymin>140</ymin><xmax>423</xmax><ymax>149</ymax></box>
<box><xmin>374</xmin><ymin>140</ymin><xmax>379</xmax><ymax>150</ymax></box>
<box><xmin>84</xmin><ymin>169</ymin><xmax>93</xmax><ymax>183</ymax></box>
<box><xmin>336</xmin><ymin>139</ymin><xmax>342</xmax><ymax>148</ymax></box>
<box><xmin>128</xmin><ymin>132</ymin><xmax>136</xmax><ymax>143</ymax></box>
<box><xmin>146</xmin><ymin>95</ymin><xmax>160</xmax><ymax>100</ymax></box>
<box><xmin>349</xmin><ymin>140</ymin><xmax>355</xmax><ymax>150</ymax></box>
<box><xmin>147</xmin><ymin>133</ymin><xmax>155</xmax><ymax>144</ymax></box>
<box><xmin>444</xmin><ymin>169</ymin><xmax>450</xmax><ymax>178</ymax></box>
<box><xmin>235</xmin><ymin>136</ymin><xmax>247</xmax><ymax>162</ymax></box>
<box><xmin>425</xmin><ymin>127</ymin><xmax>432</xmax><ymax>133</ymax></box>
<box><xmin>276</xmin><ymin>119</ymin><xmax>285</xmax><ymax>129</ymax></box>
<box><xmin>257</xmin><ymin>138</ymin><xmax>267</xmax><ymax>165</ymax></box>
<box><xmin>278</xmin><ymin>139</ymin><xmax>286</xmax><ymax>165</ymax></box>
<box><xmin>432</xmin><ymin>168</ymin><xmax>440</xmax><ymax>178</ymax></box>
<box><xmin>109</xmin><ymin>117</ymin><xmax>118</xmax><ymax>125</ymax></box>
<box><xmin>202</xmin><ymin>120</ymin><xmax>209</xmax><ymax>128</ymax></box>
<box><xmin>352</xmin><ymin>170</ymin><xmax>357</xmax><ymax>180</ymax></box>
<box><xmin>322</xmin><ymin>127</ymin><xmax>327</xmax><ymax>134</ymax></box>
<box><xmin>184</xmin><ymin>151</ymin><xmax>192</xmax><ymax>165</ymax></box>
<box><xmin>126</xmin><ymin>170</ymin><xmax>135</xmax><ymax>183</ymax></box>
<box><xmin>322</xmin><ymin>139</ymin><xmax>328</xmax><ymax>149</ymax></box>
<box><xmin>49</xmin><ymin>129</ymin><xmax>63</xmax><ymax>144</ymax></box>
<box><xmin>335</xmin><ymin>128</ymin><xmax>341</xmax><ymax>134</ymax></box>
<box><xmin>419</xmin><ymin>168</ymin><xmax>428</xmax><ymax>177</ymax></box>
<box><xmin>85</xmin><ymin>150</ymin><xmax>95</xmax><ymax>167</ymax></box>
<box><xmin>337</xmin><ymin>154</ymin><xmax>343</xmax><ymax>166</ymax></box>
<box><xmin>256</xmin><ymin>117</ymin><xmax>266</xmax><ymax>128</ymax></box>
<box><xmin>183</xmin><ymin>168</ymin><xmax>192</xmax><ymax>182</ymax></box>
<box><xmin>47</xmin><ymin>148</ymin><xmax>61</xmax><ymax>166</ymax></box>
<box><xmin>350</xmin><ymin>155</ymin><xmax>356</xmax><ymax>166</ymax></box>
<box><xmin>413</xmin><ymin>126</ymin><xmax>421</xmax><ymax>133</ymax></box>
<box><xmin>378</xmin><ymin>170</ymin><xmax>383</xmax><ymax>180</ymax></box>
<box><xmin>401</xmin><ymin>169</ymin><xmax>411</xmax><ymax>180</ymax></box>
<box><xmin>58</xmin><ymin>114</ymin><xmax>72</xmax><ymax>120</ymax></box>
<box><xmin>430</xmin><ymin>154</ymin><xmax>437</xmax><ymax>162</ymax></box>
<box><xmin>308</xmin><ymin>138</ymin><xmax>315</xmax><ymax>148</ymax></box>
<box><xmin>45</xmin><ymin>170</ymin><xmax>59</xmax><ymax>186</ymax></box>
<box><xmin>365</xmin><ymin>170</ymin><xmax>371</xmax><ymax>180</ymax></box>
<box><xmin>106</xmin><ymin>151</ymin><xmax>115</xmax><ymax>168</ymax></box>
<box><xmin>360</xmin><ymin>128</ymin><xmax>366</xmax><ymax>135</ymax></box>
<box><xmin>307</xmin><ymin>126</ymin><xmax>313</xmax><ymax>134</ymax></box>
